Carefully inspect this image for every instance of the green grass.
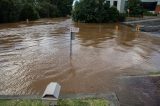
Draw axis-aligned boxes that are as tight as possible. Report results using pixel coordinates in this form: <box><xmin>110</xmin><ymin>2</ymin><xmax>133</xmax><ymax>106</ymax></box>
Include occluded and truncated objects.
<box><xmin>58</xmin><ymin>99</ymin><xmax>109</xmax><ymax>106</ymax></box>
<box><xmin>0</xmin><ymin>99</ymin><xmax>109</xmax><ymax>106</ymax></box>
<box><xmin>148</xmin><ymin>71</ymin><xmax>160</xmax><ymax>76</ymax></box>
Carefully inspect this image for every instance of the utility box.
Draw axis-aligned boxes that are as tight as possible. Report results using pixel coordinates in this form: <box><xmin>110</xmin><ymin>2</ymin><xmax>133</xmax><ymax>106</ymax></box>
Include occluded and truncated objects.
<box><xmin>42</xmin><ymin>82</ymin><xmax>61</xmax><ymax>106</ymax></box>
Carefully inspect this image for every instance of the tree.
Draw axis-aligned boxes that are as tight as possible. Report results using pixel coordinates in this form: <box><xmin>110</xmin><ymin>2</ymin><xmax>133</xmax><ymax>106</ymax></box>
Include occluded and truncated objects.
<box><xmin>50</xmin><ymin>0</ymin><xmax>73</xmax><ymax>17</ymax></box>
<box><xmin>72</xmin><ymin>0</ymin><xmax>125</xmax><ymax>23</ymax></box>
<box><xmin>0</xmin><ymin>0</ymin><xmax>20</xmax><ymax>23</ymax></box>
<box><xmin>126</xmin><ymin>0</ymin><xmax>143</xmax><ymax>17</ymax></box>
<box><xmin>19</xmin><ymin>3</ymin><xmax>39</xmax><ymax>21</ymax></box>
<box><xmin>37</xmin><ymin>1</ymin><xmax>51</xmax><ymax>18</ymax></box>
<box><xmin>0</xmin><ymin>0</ymin><xmax>74</xmax><ymax>23</ymax></box>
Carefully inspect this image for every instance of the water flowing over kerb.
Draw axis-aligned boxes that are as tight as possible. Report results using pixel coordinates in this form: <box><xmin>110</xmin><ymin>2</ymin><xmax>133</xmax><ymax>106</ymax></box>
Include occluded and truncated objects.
<box><xmin>0</xmin><ymin>18</ymin><xmax>160</xmax><ymax>101</ymax></box>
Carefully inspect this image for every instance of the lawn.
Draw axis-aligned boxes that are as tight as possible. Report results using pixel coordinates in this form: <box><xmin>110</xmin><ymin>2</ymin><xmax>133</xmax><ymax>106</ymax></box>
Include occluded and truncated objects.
<box><xmin>0</xmin><ymin>99</ymin><xmax>109</xmax><ymax>106</ymax></box>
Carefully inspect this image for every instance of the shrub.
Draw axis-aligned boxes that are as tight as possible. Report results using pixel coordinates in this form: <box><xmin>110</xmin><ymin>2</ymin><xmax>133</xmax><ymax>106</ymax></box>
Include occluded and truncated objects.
<box><xmin>118</xmin><ymin>13</ymin><xmax>126</xmax><ymax>22</ymax></box>
<box><xmin>108</xmin><ymin>6</ymin><xmax>119</xmax><ymax>22</ymax></box>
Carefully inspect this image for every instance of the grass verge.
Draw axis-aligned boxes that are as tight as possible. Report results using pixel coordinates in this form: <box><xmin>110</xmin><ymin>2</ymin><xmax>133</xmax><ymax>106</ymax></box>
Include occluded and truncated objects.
<box><xmin>148</xmin><ymin>71</ymin><xmax>160</xmax><ymax>76</ymax></box>
<box><xmin>0</xmin><ymin>99</ymin><xmax>109</xmax><ymax>106</ymax></box>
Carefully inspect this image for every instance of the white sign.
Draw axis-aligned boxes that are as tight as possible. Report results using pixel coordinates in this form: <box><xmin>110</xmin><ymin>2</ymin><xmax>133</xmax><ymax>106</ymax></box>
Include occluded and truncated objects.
<box><xmin>70</xmin><ymin>27</ymin><xmax>79</xmax><ymax>33</ymax></box>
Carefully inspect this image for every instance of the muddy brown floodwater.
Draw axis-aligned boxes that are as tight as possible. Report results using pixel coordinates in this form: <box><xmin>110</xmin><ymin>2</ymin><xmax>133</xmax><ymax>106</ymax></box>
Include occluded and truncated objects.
<box><xmin>0</xmin><ymin>18</ymin><xmax>160</xmax><ymax>97</ymax></box>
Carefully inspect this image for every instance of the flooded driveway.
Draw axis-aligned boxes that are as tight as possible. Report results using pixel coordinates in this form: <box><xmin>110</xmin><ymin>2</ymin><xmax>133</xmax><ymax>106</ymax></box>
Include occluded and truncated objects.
<box><xmin>0</xmin><ymin>18</ymin><xmax>160</xmax><ymax>98</ymax></box>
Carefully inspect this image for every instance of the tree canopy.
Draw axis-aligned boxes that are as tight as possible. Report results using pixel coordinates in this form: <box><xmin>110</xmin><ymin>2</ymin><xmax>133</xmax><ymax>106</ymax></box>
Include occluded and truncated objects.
<box><xmin>0</xmin><ymin>0</ymin><xmax>73</xmax><ymax>23</ymax></box>
<box><xmin>72</xmin><ymin>0</ymin><xmax>126</xmax><ymax>23</ymax></box>
<box><xmin>126</xmin><ymin>0</ymin><xmax>144</xmax><ymax>17</ymax></box>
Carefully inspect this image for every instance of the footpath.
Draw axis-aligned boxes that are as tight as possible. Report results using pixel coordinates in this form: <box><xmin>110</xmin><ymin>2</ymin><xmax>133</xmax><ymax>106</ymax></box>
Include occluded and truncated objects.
<box><xmin>123</xmin><ymin>16</ymin><xmax>160</xmax><ymax>36</ymax></box>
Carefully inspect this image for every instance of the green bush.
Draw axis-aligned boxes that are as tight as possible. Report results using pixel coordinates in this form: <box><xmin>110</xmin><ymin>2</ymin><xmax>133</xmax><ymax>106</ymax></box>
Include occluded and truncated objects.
<box><xmin>72</xmin><ymin>0</ymin><xmax>126</xmax><ymax>23</ymax></box>
<box><xmin>118</xmin><ymin>13</ymin><xmax>126</xmax><ymax>22</ymax></box>
<box><xmin>108</xmin><ymin>7</ymin><xmax>119</xmax><ymax>22</ymax></box>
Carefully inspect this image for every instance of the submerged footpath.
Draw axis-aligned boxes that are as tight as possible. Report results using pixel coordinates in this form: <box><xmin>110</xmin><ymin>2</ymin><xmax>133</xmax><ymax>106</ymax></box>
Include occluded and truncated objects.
<box><xmin>123</xmin><ymin>16</ymin><xmax>160</xmax><ymax>36</ymax></box>
<box><xmin>119</xmin><ymin>17</ymin><xmax>160</xmax><ymax>106</ymax></box>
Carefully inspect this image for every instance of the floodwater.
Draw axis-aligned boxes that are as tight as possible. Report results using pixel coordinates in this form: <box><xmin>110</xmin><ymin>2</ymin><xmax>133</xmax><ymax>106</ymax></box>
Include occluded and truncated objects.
<box><xmin>0</xmin><ymin>18</ymin><xmax>160</xmax><ymax>97</ymax></box>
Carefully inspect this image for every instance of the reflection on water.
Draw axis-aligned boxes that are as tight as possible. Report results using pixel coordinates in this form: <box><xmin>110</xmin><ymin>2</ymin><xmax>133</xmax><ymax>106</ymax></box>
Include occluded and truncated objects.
<box><xmin>0</xmin><ymin>18</ymin><xmax>160</xmax><ymax>95</ymax></box>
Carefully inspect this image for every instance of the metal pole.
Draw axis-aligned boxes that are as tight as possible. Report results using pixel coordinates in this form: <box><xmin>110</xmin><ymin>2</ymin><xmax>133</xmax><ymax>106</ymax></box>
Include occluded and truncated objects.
<box><xmin>70</xmin><ymin>32</ymin><xmax>72</xmax><ymax>57</ymax></box>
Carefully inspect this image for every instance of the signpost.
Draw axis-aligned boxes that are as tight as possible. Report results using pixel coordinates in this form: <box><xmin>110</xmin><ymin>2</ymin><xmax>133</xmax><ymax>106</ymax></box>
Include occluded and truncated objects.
<box><xmin>70</xmin><ymin>27</ymin><xmax>79</xmax><ymax>57</ymax></box>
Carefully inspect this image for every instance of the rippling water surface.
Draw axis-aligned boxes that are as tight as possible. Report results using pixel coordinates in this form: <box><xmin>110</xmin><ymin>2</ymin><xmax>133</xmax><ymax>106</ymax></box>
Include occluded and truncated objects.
<box><xmin>0</xmin><ymin>18</ymin><xmax>160</xmax><ymax>95</ymax></box>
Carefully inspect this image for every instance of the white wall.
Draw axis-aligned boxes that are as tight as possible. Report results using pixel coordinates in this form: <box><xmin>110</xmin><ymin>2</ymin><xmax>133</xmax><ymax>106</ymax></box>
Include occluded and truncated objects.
<box><xmin>107</xmin><ymin>0</ymin><xmax>126</xmax><ymax>13</ymax></box>
<box><xmin>107</xmin><ymin>0</ymin><xmax>159</xmax><ymax>13</ymax></box>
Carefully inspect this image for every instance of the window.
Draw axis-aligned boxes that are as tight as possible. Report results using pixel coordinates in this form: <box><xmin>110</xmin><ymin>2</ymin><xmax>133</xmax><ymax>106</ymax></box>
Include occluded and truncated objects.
<box><xmin>113</xmin><ymin>1</ymin><xmax>118</xmax><ymax>7</ymax></box>
<box><xmin>107</xmin><ymin>1</ymin><xmax>110</xmax><ymax>5</ymax></box>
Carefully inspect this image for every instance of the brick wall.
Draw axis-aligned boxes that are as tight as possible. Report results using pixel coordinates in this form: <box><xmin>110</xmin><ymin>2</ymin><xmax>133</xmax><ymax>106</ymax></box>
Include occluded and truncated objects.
<box><xmin>155</xmin><ymin>5</ymin><xmax>160</xmax><ymax>14</ymax></box>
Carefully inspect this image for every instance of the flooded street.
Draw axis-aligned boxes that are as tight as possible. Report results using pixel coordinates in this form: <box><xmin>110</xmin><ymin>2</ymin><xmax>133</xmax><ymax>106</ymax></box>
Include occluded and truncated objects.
<box><xmin>0</xmin><ymin>18</ymin><xmax>160</xmax><ymax>98</ymax></box>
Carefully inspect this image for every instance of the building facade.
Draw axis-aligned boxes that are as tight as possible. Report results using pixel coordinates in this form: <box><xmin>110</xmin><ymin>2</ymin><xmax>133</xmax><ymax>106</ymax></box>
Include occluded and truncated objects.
<box><xmin>156</xmin><ymin>5</ymin><xmax>160</xmax><ymax>13</ymax></box>
<box><xmin>107</xmin><ymin>0</ymin><xmax>158</xmax><ymax>13</ymax></box>
<box><xmin>107</xmin><ymin>0</ymin><xmax>127</xmax><ymax>13</ymax></box>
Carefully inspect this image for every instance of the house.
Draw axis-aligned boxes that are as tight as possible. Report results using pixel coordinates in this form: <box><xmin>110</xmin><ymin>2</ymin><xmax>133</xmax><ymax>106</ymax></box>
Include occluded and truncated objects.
<box><xmin>107</xmin><ymin>0</ymin><xmax>158</xmax><ymax>13</ymax></box>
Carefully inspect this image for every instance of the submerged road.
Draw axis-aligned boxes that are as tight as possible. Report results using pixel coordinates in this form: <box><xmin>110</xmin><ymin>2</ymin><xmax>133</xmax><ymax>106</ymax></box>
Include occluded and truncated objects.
<box><xmin>0</xmin><ymin>18</ymin><xmax>160</xmax><ymax>105</ymax></box>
